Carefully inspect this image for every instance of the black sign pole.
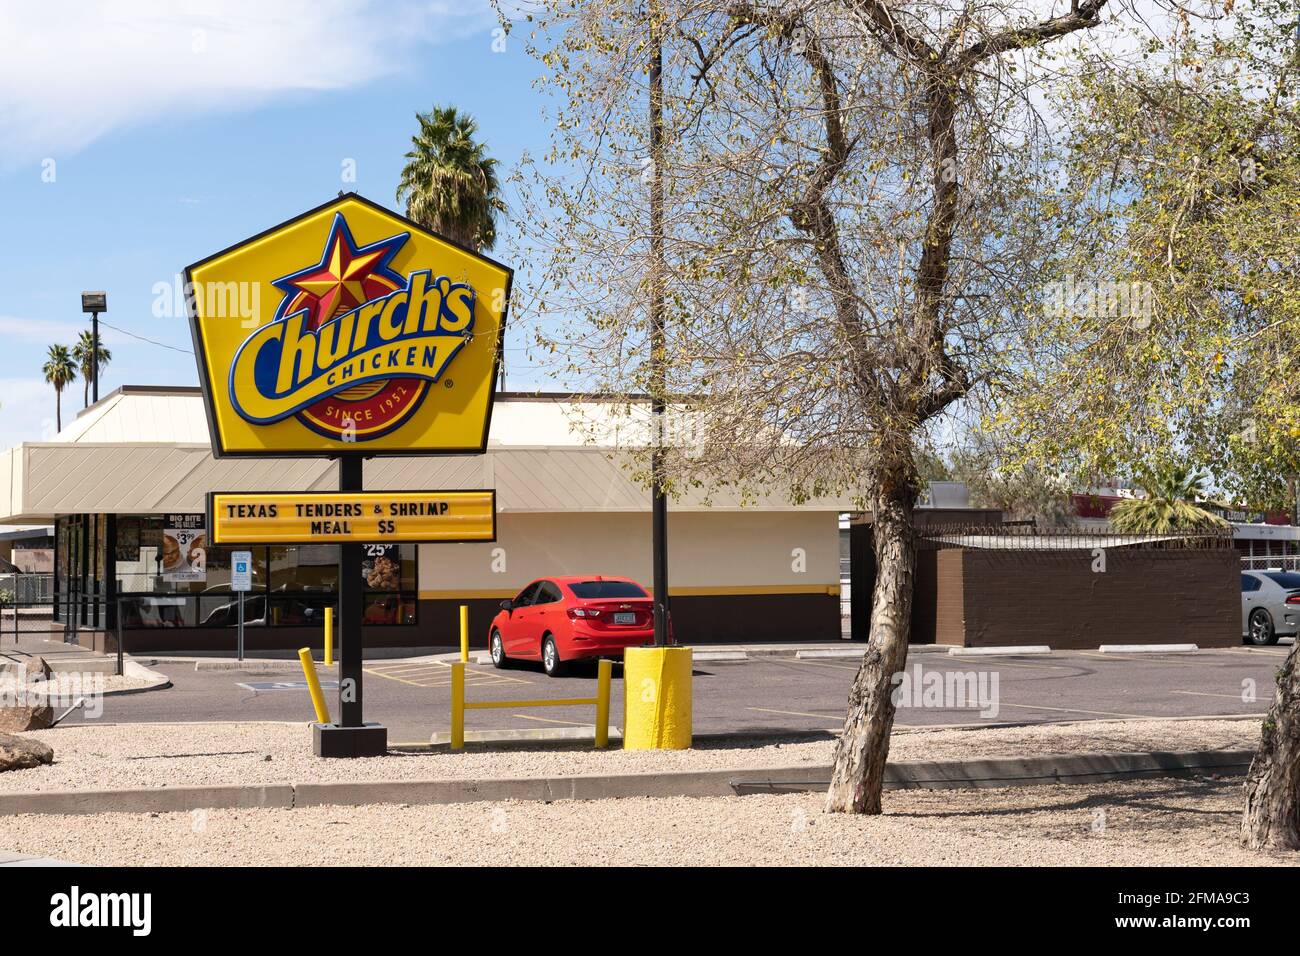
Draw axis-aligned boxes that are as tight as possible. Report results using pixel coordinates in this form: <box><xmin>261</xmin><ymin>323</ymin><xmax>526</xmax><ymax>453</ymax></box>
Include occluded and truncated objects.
<box><xmin>313</xmin><ymin>454</ymin><xmax>387</xmax><ymax>757</ymax></box>
<box><xmin>649</xmin><ymin>12</ymin><xmax>670</xmax><ymax>646</ymax></box>
<box><xmin>338</xmin><ymin>455</ymin><xmax>363</xmax><ymax>728</ymax></box>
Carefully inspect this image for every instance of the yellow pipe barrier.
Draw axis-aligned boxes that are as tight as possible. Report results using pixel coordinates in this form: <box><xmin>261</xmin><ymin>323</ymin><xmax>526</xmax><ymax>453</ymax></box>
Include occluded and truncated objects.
<box><xmin>451</xmin><ymin>662</ymin><xmax>465</xmax><ymax>750</ymax></box>
<box><xmin>595</xmin><ymin>659</ymin><xmax>611</xmax><ymax>749</ymax></box>
<box><xmin>324</xmin><ymin>607</ymin><xmax>333</xmax><ymax>667</ymax></box>
<box><xmin>449</xmin><ymin>658</ymin><xmax>612</xmax><ymax>749</ymax></box>
<box><xmin>459</xmin><ymin>604</ymin><xmax>469</xmax><ymax>663</ymax></box>
<box><xmin>298</xmin><ymin>647</ymin><xmax>330</xmax><ymax>724</ymax></box>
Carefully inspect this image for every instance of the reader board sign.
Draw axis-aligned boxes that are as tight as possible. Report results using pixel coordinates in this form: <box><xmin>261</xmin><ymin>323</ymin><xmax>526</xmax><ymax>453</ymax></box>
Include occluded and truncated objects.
<box><xmin>208</xmin><ymin>490</ymin><xmax>496</xmax><ymax>545</ymax></box>
<box><xmin>186</xmin><ymin>193</ymin><xmax>512</xmax><ymax>458</ymax></box>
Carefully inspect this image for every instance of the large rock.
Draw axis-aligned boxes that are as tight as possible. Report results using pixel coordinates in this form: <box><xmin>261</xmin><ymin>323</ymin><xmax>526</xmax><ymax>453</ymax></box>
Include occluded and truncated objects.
<box><xmin>0</xmin><ymin>733</ymin><xmax>53</xmax><ymax>772</ymax></box>
<box><xmin>0</xmin><ymin>664</ymin><xmax>55</xmax><ymax>732</ymax></box>
<box><xmin>22</xmin><ymin>656</ymin><xmax>52</xmax><ymax>682</ymax></box>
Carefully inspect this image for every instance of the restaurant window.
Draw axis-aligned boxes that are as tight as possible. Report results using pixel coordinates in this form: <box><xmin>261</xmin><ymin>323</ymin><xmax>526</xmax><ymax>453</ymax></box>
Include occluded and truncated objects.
<box><xmin>113</xmin><ymin>517</ymin><xmax>416</xmax><ymax>628</ymax></box>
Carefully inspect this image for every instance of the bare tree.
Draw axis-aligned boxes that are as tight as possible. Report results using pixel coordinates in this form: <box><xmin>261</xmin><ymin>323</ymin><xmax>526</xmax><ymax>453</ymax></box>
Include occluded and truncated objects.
<box><xmin>510</xmin><ymin>0</ymin><xmax>1118</xmax><ymax>813</ymax></box>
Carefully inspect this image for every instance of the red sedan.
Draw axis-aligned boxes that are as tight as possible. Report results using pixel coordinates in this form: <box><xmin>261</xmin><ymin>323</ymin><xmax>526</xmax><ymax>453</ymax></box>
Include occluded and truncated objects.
<box><xmin>489</xmin><ymin>576</ymin><xmax>657</xmax><ymax>676</ymax></box>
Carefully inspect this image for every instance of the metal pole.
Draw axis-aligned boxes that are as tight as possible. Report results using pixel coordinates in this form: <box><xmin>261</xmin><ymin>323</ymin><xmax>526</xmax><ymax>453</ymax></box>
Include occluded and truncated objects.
<box><xmin>649</xmin><ymin>7</ymin><xmax>670</xmax><ymax>647</ymax></box>
<box><xmin>91</xmin><ymin>311</ymin><xmax>100</xmax><ymax>404</ymax></box>
<box><xmin>237</xmin><ymin>589</ymin><xmax>244</xmax><ymax>661</ymax></box>
<box><xmin>115</xmin><ymin>598</ymin><xmax>123</xmax><ymax>678</ymax></box>
<box><xmin>337</xmin><ymin>457</ymin><xmax>364</xmax><ymax>727</ymax></box>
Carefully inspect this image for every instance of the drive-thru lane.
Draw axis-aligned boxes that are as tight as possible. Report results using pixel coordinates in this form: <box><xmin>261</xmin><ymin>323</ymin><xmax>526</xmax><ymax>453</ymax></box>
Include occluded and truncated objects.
<box><xmin>52</xmin><ymin>645</ymin><xmax>1289</xmax><ymax>743</ymax></box>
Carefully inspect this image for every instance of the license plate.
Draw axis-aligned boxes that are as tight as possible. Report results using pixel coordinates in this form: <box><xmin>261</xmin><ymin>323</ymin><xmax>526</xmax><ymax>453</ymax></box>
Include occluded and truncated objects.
<box><xmin>613</xmin><ymin>612</ymin><xmax>637</xmax><ymax>625</ymax></box>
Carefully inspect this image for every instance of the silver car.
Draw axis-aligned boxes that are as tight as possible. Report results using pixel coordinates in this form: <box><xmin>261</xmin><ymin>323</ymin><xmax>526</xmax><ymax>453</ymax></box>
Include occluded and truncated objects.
<box><xmin>1240</xmin><ymin>570</ymin><xmax>1300</xmax><ymax>645</ymax></box>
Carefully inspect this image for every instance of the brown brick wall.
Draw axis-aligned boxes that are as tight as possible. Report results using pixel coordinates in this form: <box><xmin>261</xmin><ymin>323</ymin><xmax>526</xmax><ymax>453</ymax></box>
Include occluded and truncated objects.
<box><xmin>951</xmin><ymin>547</ymin><xmax>1239</xmax><ymax>649</ymax></box>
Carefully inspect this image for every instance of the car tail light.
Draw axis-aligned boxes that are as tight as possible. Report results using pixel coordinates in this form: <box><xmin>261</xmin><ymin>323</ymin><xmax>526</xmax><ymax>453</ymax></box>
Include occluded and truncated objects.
<box><xmin>1286</xmin><ymin>594</ymin><xmax>1300</xmax><ymax>605</ymax></box>
<box><xmin>567</xmin><ymin>606</ymin><xmax>602</xmax><ymax>619</ymax></box>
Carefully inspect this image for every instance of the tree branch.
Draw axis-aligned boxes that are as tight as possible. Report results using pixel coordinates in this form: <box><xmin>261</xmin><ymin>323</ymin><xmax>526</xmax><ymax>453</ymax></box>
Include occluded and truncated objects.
<box><xmin>955</xmin><ymin>0</ymin><xmax>1111</xmax><ymax>72</ymax></box>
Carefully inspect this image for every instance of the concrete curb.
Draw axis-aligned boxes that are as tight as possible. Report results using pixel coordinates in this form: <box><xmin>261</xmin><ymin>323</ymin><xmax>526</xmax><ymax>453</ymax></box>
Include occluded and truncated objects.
<box><xmin>0</xmin><ymin>849</ymin><xmax>83</xmax><ymax>867</ymax></box>
<box><xmin>0</xmin><ymin>748</ymin><xmax>1255</xmax><ymax>816</ymax></box>
<box><xmin>0</xmin><ymin>784</ymin><xmax>295</xmax><ymax>816</ymax></box>
<box><xmin>1098</xmin><ymin>644</ymin><xmax>1199</xmax><ymax>654</ymax></box>
<box><xmin>948</xmin><ymin>645</ymin><xmax>1052</xmax><ymax>656</ymax></box>
<box><xmin>193</xmin><ymin>659</ymin><xmax>341</xmax><ymax>673</ymax></box>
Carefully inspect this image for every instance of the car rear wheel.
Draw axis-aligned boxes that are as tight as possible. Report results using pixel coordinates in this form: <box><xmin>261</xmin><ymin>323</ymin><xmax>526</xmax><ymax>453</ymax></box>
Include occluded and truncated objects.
<box><xmin>490</xmin><ymin>629</ymin><xmax>509</xmax><ymax>669</ymax></box>
<box><xmin>1248</xmin><ymin>608</ymin><xmax>1279</xmax><ymax>646</ymax></box>
<box><xmin>542</xmin><ymin>634</ymin><xmax>567</xmax><ymax>677</ymax></box>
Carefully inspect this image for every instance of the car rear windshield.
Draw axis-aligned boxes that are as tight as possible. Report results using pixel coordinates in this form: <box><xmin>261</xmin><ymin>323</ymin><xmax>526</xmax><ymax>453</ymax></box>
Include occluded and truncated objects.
<box><xmin>1262</xmin><ymin>572</ymin><xmax>1300</xmax><ymax>589</ymax></box>
<box><xmin>569</xmin><ymin>581</ymin><xmax>648</xmax><ymax>599</ymax></box>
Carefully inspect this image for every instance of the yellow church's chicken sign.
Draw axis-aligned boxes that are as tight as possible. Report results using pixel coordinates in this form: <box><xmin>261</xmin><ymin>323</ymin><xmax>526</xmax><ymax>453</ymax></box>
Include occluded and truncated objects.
<box><xmin>187</xmin><ymin>193</ymin><xmax>512</xmax><ymax>457</ymax></box>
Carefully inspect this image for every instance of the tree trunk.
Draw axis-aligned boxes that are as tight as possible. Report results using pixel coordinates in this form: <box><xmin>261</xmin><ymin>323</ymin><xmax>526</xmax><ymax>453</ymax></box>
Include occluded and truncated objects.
<box><xmin>1241</xmin><ymin>641</ymin><xmax>1300</xmax><ymax>849</ymax></box>
<box><xmin>826</xmin><ymin>467</ymin><xmax>917</xmax><ymax>814</ymax></box>
<box><xmin>55</xmin><ymin>391</ymin><xmax>61</xmax><ymax>432</ymax></box>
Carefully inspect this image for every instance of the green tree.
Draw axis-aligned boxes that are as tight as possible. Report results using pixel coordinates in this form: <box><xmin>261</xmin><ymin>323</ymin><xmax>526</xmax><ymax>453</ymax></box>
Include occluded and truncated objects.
<box><xmin>41</xmin><ymin>344</ymin><xmax>77</xmax><ymax>432</ymax></box>
<box><xmin>72</xmin><ymin>329</ymin><xmax>111</xmax><ymax>409</ymax></box>
<box><xmin>992</xmin><ymin>0</ymin><xmax>1300</xmax><ymax>849</ymax></box>
<box><xmin>513</xmin><ymin>0</ymin><xmax>1117</xmax><ymax>814</ymax></box>
<box><xmin>1108</xmin><ymin>464</ymin><xmax>1228</xmax><ymax>533</ymax></box>
<box><xmin>396</xmin><ymin>106</ymin><xmax>505</xmax><ymax>251</ymax></box>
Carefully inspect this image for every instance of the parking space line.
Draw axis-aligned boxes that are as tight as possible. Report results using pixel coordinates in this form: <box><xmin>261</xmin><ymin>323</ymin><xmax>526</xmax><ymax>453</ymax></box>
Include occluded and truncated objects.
<box><xmin>781</xmin><ymin>659</ymin><xmax>861</xmax><ymax>672</ymax></box>
<box><xmin>1078</xmin><ymin>652</ymin><xmax>1208</xmax><ymax>665</ymax></box>
<box><xmin>364</xmin><ymin>661</ymin><xmax>532</xmax><ymax>687</ymax></box>
<box><xmin>749</xmin><ymin>706</ymin><xmax>842</xmax><ymax>722</ymax></box>
<box><xmin>1171</xmin><ymin>690</ymin><xmax>1261</xmax><ymax>702</ymax></box>
<box><xmin>993</xmin><ymin>701</ymin><xmax>1151</xmax><ymax>719</ymax></box>
<box><xmin>936</xmin><ymin>658</ymin><xmax>1074</xmax><ymax>671</ymax></box>
<box><xmin>512</xmin><ymin>713</ymin><xmax>589</xmax><ymax>726</ymax></box>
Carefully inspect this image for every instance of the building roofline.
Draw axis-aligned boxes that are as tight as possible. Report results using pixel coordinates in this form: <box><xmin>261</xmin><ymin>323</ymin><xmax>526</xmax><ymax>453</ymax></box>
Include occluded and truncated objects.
<box><xmin>76</xmin><ymin>385</ymin><xmax>663</xmax><ymax>418</ymax></box>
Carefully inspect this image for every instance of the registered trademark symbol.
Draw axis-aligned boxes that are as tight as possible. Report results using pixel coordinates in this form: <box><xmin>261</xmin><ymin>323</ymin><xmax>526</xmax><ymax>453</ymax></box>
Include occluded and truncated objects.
<box><xmin>444</xmin><ymin>379</ymin><xmax>454</xmax><ymax>389</ymax></box>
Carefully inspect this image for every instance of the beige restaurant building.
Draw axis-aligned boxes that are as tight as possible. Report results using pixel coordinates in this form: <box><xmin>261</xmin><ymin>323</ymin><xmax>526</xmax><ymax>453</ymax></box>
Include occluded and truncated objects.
<box><xmin>0</xmin><ymin>386</ymin><xmax>847</xmax><ymax>652</ymax></box>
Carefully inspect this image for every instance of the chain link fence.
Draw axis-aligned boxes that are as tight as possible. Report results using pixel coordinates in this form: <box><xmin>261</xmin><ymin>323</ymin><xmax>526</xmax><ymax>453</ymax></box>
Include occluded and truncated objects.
<box><xmin>0</xmin><ymin>572</ymin><xmax>57</xmax><ymax>642</ymax></box>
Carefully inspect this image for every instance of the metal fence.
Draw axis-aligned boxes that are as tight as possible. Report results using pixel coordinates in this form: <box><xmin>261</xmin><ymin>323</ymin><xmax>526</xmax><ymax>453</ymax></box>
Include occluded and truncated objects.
<box><xmin>0</xmin><ymin>572</ymin><xmax>58</xmax><ymax>642</ymax></box>
<box><xmin>1241</xmin><ymin>555</ymin><xmax>1300</xmax><ymax>571</ymax></box>
<box><xmin>0</xmin><ymin>572</ymin><xmax>54</xmax><ymax>605</ymax></box>
<box><xmin>917</xmin><ymin>524</ymin><xmax>1237</xmax><ymax>552</ymax></box>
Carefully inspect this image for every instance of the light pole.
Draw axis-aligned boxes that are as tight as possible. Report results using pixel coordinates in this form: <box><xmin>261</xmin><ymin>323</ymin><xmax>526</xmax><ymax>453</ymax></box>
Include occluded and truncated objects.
<box><xmin>648</xmin><ymin>8</ymin><xmax>670</xmax><ymax>646</ymax></box>
<box><xmin>80</xmin><ymin>291</ymin><xmax>107</xmax><ymax>404</ymax></box>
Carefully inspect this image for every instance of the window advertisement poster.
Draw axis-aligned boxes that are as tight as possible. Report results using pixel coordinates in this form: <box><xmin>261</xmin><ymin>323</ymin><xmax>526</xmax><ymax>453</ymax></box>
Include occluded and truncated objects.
<box><xmin>115</xmin><ymin>516</ymin><xmax>141</xmax><ymax>562</ymax></box>
<box><xmin>363</xmin><ymin>544</ymin><xmax>401</xmax><ymax>591</ymax></box>
<box><xmin>162</xmin><ymin>514</ymin><xmax>207</xmax><ymax>583</ymax></box>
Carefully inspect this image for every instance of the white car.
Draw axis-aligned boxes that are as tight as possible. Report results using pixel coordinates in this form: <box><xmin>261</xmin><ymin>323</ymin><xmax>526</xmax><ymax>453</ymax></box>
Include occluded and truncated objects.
<box><xmin>1240</xmin><ymin>570</ymin><xmax>1300</xmax><ymax>645</ymax></box>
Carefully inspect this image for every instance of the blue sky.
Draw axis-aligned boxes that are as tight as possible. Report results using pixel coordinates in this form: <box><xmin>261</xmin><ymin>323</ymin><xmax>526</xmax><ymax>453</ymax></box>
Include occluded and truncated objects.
<box><xmin>0</xmin><ymin>1</ymin><xmax>559</xmax><ymax>448</ymax></box>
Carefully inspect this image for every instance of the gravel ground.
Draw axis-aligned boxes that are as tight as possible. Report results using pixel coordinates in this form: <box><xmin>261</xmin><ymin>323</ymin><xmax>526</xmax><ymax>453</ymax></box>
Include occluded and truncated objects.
<box><xmin>0</xmin><ymin>776</ymin><xmax>1287</xmax><ymax>866</ymax></box>
<box><xmin>0</xmin><ymin>717</ymin><xmax>1262</xmax><ymax>793</ymax></box>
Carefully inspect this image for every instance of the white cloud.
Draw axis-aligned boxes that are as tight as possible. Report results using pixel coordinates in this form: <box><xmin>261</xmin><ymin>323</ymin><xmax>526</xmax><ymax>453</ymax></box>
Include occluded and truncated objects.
<box><xmin>0</xmin><ymin>378</ymin><xmax>64</xmax><ymax>447</ymax></box>
<box><xmin>0</xmin><ymin>315</ymin><xmax>130</xmax><ymax>348</ymax></box>
<box><xmin>0</xmin><ymin>0</ymin><xmax>495</xmax><ymax>165</ymax></box>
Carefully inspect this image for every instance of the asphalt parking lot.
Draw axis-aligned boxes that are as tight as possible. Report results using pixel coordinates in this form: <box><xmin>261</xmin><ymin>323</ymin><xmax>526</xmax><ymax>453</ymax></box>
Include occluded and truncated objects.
<box><xmin>60</xmin><ymin>642</ymin><xmax>1292</xmax><ymax>744</ymax></box>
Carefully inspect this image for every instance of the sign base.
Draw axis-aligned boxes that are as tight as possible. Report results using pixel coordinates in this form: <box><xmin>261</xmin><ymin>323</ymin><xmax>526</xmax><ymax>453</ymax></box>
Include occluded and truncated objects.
<box><xmin>312</xmin><ymin>722</ymin><xmax>388</xmax><ymax>758</ymax></box>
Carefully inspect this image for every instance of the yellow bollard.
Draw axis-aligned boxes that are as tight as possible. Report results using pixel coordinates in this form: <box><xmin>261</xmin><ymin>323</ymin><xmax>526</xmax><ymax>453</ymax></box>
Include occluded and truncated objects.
<box><xmin>298</xmin><ymin>647</ymin><xmax>330</xmax><ymax>725</ymax></box>
<box><xmin>623</xmin><ymin>646</ymin><xmax>692</xmax><ymax>749</ymax></box>
<box><xmin>459</xmin><ymin>604</ymin><xmax>469</xmax><ymax>663</ymax></box>
<box><xmin>595</xmin><ymin>659</ymin><xmax>612</xmax><ymax>748</ymax></box>
<box><xmin>450</xmin><ymin>661</ymin><xmax>465</xmax><ymax>750</ymax></box>
<box><xmin>324</xmin><ymin>607</ymin><xmax>333</xmax><ymax>667</ymax></box>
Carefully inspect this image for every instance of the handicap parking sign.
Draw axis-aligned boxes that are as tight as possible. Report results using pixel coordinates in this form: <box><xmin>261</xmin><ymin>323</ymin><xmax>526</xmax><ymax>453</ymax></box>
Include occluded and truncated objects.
<box><xmin>231</xmin><ymin>550</ymin><xmax>253</xmax><ymax>592</ymax></box>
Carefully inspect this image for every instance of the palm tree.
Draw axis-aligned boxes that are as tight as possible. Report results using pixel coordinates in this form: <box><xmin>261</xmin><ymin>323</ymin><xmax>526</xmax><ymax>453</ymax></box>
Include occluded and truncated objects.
<box><xmin>73</xmin><ymin>329</ymin><xmax>111</xmax><ymax>408</ymax></box>
<box><xmin>396</xmin><ymin>106</ymin><xmax>505</xmax><ymax>251</ymax></box>
<box><xmin>42</xmin><ymin>344</ymin><xmax>77</xmax><ymax>432</ymax></box>
<box><xmin>1109</xmin><ymin>463</ymin><xmax>1230</xmax><ymax>533</ymax></box>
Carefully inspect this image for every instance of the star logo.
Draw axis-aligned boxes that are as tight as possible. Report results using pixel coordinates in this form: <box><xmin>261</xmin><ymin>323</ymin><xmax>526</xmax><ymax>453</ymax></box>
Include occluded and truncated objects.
<box><xmin>273</xmin><ymin>213</ymin><xmax>409</xmax><ymax>327</ymax></box>
<box><xmin>268</xmin><ymin>212</ymin><xmax>430</xmax><ymax>442</ymax></box>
